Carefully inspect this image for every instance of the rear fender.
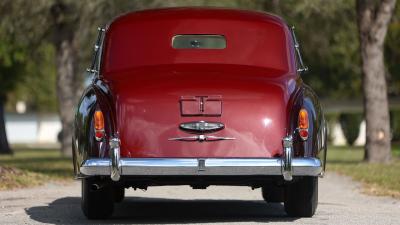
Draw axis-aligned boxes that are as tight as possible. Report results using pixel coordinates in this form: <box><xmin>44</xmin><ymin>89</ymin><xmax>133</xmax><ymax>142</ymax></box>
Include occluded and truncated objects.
<box><xmin>287</xmin><ymin>83</ymin><xmax>327</xmax><ymax>173</ymax></box>
<box><xmin>72</xmin><ymin>79</ymin><xmax>116</xmax><ymax>177</ymax></box>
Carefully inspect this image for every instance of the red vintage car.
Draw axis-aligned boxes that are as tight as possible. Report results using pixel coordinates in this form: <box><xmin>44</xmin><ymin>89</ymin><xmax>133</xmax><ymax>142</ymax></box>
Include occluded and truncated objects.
<box><xmin>73</xmin><ymin>7</ymin><xmax>327</xmax><ymax>219</ymax></box>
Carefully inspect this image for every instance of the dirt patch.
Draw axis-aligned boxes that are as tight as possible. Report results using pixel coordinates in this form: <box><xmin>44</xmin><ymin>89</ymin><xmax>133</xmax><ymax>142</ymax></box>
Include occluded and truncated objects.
<box><xmin>361</xmin><ymin>183</ymin><xmax>400</xmax><ymax>199</ymax></box>
<box><xmin>0</xmin><ymin>166</ymin><xmax>45</xmax><ymax>190</ymax></box>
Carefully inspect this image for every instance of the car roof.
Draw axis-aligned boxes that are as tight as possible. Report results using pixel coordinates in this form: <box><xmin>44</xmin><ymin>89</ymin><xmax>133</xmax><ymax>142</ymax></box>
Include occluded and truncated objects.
<box><xmin>102</xmin><ymin>7</ymin><xmax>296</xmax><ymax>76</ymax></box>
<box><xmin>109</xmin><ymin>7</ymin><xmax>287</xmax><ymax>27</ymax></box>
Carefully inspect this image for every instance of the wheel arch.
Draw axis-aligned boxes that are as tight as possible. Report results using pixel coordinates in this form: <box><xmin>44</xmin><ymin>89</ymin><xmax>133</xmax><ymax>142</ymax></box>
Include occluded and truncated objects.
<box><xmin>287</xmin><ymin>83</ymin><xmax>327</xmax><ymax>172</ymax></box>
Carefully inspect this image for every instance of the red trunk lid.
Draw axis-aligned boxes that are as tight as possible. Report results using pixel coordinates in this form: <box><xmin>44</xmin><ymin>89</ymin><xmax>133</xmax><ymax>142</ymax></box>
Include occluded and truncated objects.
<box><xmin>108</xmin><ymin>65</ymin><xmax>292</xmax><ymax>158</ymax></box>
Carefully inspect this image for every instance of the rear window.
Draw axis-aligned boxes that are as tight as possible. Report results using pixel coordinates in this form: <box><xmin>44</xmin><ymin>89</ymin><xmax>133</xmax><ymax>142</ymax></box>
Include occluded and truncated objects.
<box><xmin>172</xmin><ymin>35</ymin><xmax>226</xmax><ymax>49</ymax></box>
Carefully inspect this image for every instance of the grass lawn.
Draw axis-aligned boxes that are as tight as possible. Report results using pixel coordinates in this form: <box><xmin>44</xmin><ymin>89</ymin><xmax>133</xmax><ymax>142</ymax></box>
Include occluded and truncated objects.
<box><xmin>327</xmin><ymin>145</ymin><xmax>400</xmax><ymax>198</ymax></box>
<box><xmin>0</xmin><ymin>148</ymin><xmax>73</xmax><ymax>190</ymax></box>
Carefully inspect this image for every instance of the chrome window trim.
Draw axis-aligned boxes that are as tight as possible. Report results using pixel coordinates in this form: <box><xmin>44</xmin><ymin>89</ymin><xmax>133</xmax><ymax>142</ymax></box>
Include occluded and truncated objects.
<box><xmin>290</xmin><ymin>26</ymin><xmax>309</xmax><ymax>73</ymax></box>
<box><xmin>172</xmin><ymin>34</ymin><xmax>227</xmax><ymax>49</ymax></box>
<box><xmin>87</xmin><ymin>27</ymin><xmax>106</xmax><ymax>79</ymax></box>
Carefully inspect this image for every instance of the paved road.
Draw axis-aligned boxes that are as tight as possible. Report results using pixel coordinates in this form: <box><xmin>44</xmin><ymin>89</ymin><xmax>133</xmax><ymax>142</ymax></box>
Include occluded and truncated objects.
<box><xmin>0</xmin><ymin>173</ymin><xmax>399</xmax><ymax>225</ymax></box>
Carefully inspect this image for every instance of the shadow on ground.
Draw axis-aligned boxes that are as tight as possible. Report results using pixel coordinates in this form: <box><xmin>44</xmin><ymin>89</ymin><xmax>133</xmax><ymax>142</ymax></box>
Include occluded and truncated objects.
<box><xmin>25</xmin><ymin>197</ymin><xmax>298</xmax><ymax>224</ymax></box>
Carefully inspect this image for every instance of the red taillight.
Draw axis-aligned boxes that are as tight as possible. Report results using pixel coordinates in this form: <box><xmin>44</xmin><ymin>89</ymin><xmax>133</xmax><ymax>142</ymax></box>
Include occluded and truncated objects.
<box><xmin>94</xmin><ymin>110</ymin><xmax>104</xmax><ymax>141</ymax></box>
<box><xmin>298</xmin><ymin>109</ymin><xmax>309</xmax><ymax>129</ymax></box>
<box><xmin>298</xmin><ymin>108</ymin><xmax>309</xmax><ymax>141</ymax></box>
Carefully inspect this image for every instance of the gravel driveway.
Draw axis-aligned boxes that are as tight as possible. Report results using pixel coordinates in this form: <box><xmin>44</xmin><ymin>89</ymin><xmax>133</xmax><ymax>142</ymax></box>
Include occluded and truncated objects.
<box><xmin>0</xmin><ymin>173</ymin><xmax>399</xmax><ymax>225</ymax></box>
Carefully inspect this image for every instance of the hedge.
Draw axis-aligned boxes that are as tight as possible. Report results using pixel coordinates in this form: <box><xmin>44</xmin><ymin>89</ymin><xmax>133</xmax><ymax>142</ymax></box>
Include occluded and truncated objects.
<box><xmin>326</xmin><ymin>110</ymin><xmax>400</xmax><ymax>145</ymax></box>
<box><xmin>339</xmin><ymin>112</ymin><xmax>363</xmax><ymax>146</ymax></box>
<box><xmin>390</xmin><ymin>110</ymin><xmax>400</xmax><ymax>142</ymax></box>
<box><xmin>325</xmin><ymin>113</ymin><xmax>339</xmax><ymax>144</ymax></box>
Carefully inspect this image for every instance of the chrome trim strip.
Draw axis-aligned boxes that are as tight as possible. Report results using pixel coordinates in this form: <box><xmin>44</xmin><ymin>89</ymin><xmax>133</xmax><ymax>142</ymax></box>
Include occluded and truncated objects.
<box><xmin>168</xmin><ymin>135</ymin><xmax>236</xmax><ymax>142</ymax></box>
<box><xmin>88</xmin><ymin>27</ymin><xmax>106</xmax><ymax>79</ymax></box>
<box><xmin>80</xmin><ymin>157</ymin><xmax>322</xmax><ymax>177</ymax></box>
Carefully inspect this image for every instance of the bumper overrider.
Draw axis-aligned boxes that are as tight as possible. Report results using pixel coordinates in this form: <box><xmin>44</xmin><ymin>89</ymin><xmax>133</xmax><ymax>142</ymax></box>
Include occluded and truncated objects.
<box><xmin>80</xmin><ymin>136</ymin><xmax>323</xmax><ymax>182</ymax></box>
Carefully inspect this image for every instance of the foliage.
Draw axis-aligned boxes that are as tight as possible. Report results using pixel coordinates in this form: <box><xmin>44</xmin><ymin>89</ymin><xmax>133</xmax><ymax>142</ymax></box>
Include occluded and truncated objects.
<box><xmin>339</xmin><ymin>112</ymin><xmax>363</xmax><ymax>146</ymax></box>
<box><xmin>391</xmin><ymin>110</ymin><xmax>400</xmax><ymax>141</ymax></box>
<box><xmin>273</xmin><ymin>1</ymin><xmax>362</xmax><ymax>99</ymax></box>
<box><xmin>0</xmin><ymin>14</ymin><xmax>27</xmax><ymax>101</ymax></box>
<box><xmin>328</xmin><ymin>145</ymin><xmax>400</xmax><ymax>198</ymax></box>
<box><xmin>0</xmin><ymin>0</ymin><xmax>53</xmax><ymax>110</ymax></box>
<box><xmin>385</xmin><ymin>4</ymin><xmax>400</xmax><ymax>96</ymax></box>
<box><xmin>6</xmin><ymin>44</ymin><xmax>57</xmax><ymax>112</ymax></box>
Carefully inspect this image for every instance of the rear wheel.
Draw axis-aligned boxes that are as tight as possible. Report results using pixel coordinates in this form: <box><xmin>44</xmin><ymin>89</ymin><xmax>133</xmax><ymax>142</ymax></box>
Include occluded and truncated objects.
<box><xmin>261</xmin><ymin>184</ymin><xmax>284</xmax><ymax>203</ymax></box>
<box><xmin>284</xmin><ymin>176</ymin><xmax>318</xmax><ymax>217</ymax></box>
<box><xmin>113</xmin><ymin>186</ymin><xmax>125</xmax><ymax>203</ymax></box>
<box><xmin>81</xmin><ymin>178</ymin><xmax>114</xmax><ymax>219</ymax></box>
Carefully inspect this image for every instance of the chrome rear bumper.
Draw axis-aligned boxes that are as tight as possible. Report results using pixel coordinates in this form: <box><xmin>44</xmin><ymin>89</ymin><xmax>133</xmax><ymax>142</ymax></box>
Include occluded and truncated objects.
<box><xmin>80</xmin><ymin>157</ymin><xmax>322</xmax><ymax>179</ymax></box>
<box><xmin>79</xmin><ymin>135</ymin><xmax>322</xmax><ymax>182</ymax></box>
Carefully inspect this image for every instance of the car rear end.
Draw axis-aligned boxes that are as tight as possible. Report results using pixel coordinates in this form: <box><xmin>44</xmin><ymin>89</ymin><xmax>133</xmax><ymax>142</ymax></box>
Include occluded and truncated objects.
<box><xmin>75</xmin><ymin>8</ymin><xmax>325</xmax><ymax>219</ymax></box>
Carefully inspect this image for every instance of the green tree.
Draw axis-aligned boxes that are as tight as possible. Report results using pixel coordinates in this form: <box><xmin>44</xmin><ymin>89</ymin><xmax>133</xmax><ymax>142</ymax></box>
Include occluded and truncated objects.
<box><xmin>0</xmin><ymin>1</ymin><xmax>30</xmax><ymax>154</ymax></box>
<box><xmin>7</xmin><ymin>44</ymin><xmax>57</xmax><ymax>113</ymax></box>
<box><xmin>261</xmin><ymin>0</ymin><xmax>362</xmax><ymax>99</ymax></box>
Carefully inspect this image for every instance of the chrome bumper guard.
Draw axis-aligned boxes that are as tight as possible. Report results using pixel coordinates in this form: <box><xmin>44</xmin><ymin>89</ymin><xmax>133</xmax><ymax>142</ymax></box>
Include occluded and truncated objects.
<box><xmin>81</xmin><ymin>135</ymin><xmax>322</xmax><ymax>181</ymax></box>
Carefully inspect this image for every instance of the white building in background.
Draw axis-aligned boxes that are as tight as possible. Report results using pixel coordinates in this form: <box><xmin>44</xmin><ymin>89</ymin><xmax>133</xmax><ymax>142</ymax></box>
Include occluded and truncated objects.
<box><xmin>5</xmin><ymin>113</ymin><xmax>61</xmax><ymax>144</ymax></box>
<box><xmin>5</xmin><ymin>112</ymin><xmax>365</xmax><ymax>146</ymax></box>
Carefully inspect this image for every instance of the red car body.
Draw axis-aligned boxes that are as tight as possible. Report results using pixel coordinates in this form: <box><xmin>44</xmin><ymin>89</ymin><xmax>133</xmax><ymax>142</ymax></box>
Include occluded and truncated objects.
<box><xmin>73</xmin><ymin>8</ymin><xmax>327</xmax><ymax>219</ymax></box>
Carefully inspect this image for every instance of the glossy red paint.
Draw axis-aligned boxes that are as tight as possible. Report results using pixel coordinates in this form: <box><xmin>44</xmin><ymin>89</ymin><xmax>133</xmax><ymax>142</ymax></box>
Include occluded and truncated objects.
<box><xmin>101</xmin><ymin>8</ymin><xmax>299</xmax><ymax>158</ymax></box>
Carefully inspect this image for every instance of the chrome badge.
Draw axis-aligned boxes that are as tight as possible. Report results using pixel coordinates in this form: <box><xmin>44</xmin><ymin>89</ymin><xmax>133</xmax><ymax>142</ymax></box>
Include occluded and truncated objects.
<box><xmin>179</xmin><ymin>121</ymin><xmax>224</xmax><ymax>134</ymax></box>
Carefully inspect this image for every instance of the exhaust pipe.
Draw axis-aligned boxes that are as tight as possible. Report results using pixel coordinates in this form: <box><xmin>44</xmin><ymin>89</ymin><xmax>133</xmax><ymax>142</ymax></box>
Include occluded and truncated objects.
<box><xmin>90</xmin><ymin>183</ymin><xmax>102</xmax><ymax>191</ymax></box>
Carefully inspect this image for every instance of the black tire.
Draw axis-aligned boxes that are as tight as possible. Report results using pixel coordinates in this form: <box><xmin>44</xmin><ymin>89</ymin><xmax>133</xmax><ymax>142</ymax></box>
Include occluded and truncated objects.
<box><xmin>81</xmin><ymin>178</ymin><xmax>114</xmax><ymax>219</ymax></box>
<box><xmin>113</xmin><ymin>186</ymin><xmax>125</xmax><ymax>203</ymax></box>
<box><xmin>284</xmin><ymin>176</ymin><xmax>318</xmax><ymax>217</ymax></box>
<box><xmin>261</xmin><ymin>184</ymin><xmax>284</xmax><ymax>203</ymax></box>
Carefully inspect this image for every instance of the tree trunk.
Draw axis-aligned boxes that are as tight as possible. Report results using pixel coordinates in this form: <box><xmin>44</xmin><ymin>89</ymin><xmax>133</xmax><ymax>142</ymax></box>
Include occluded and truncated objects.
<box><xmin>357</xmin><ymin>0</ymin><xmax>397</xmax><ymax>163</ymax></box>
<box><xmin>361</xmin><ymin>42</ymin><xmax>391</xmax><ymax>162</ymax></box>
<box><xmin>55</xmin><ymin>40</ymin><xmax>77</xmax><ymax>157</ymax></box>
<box><xmin>272</xmin><ymin>0</ymin><xmax>282</xmax><ymax>15</ymax></box>
<box><xmin>0</xmin><ymin>98</ymin><xmax>12</xmax><ymax>154</ymax></box>
<box><xmin>51</xmin><ymin>1</ymin><xmax>81</xmax><ymax>157</ymax></box>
